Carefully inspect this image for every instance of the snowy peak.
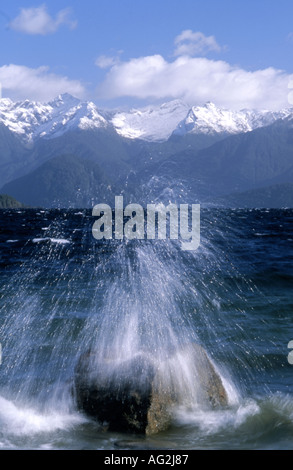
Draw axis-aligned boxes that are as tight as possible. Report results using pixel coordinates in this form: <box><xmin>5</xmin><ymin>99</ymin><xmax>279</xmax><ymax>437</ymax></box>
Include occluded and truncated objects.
<box><xmin>110</xmin><ymin>100</ymin><xmax>293</xmax><ymax>142</ymax></box>
<box><xmin>0</xmin><ymin>94</ymin><xmax>293</xmax><ymax>144</ymax></box>
<box><xmin>173</xmin><ymin>102</ymin><xmax>293</xmax><ymax>136</ymax></box>
<box><xmin>48</xmin><ymin>93</ymin><xmax>80</xmax><ymax>108</ymax></box>
<box><xmin>110</xmin><ymin>100</ymin><xmax>190</xmax><ymax>142</ymax></box>
<box><xmin>0</xmin><ymin>94</ymin><xmax>108</xmax><ymax>142</ymax></box>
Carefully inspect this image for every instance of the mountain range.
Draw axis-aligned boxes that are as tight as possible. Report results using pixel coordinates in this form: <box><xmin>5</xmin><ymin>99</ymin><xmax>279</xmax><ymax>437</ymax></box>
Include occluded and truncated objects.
<box><xmin>0</xmin><ymin>93</ymin><xmax>293</xmax><ymax>208</ymax></box>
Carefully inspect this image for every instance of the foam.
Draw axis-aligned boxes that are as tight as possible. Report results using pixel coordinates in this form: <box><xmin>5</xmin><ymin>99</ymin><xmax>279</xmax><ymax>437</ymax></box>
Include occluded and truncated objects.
<box><xmin>173</xmin><ymin>400</ymin><xmax>260</xmax><ymax>434</ymax></box>
<box><xmin>32</xmin><ymin>238</ymin><xmax>70</xmax><ymax>245</ymax></box>
<box><xmin>0</xmin><ymin>396</ymin><xmax>86</xmax><ymax>436</ymax></box>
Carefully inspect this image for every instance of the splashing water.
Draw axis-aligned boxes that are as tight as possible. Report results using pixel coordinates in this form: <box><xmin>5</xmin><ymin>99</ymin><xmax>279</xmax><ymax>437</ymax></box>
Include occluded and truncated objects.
<box><xmin>0</xmin><ymin>208</ymin><xmax>292</xmax><ymax>448</ymax></box>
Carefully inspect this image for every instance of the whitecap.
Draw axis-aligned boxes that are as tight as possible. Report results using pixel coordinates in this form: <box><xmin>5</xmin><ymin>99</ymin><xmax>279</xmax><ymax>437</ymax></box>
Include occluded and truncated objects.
<box><xmin>173</xmin><ymin>399</ymin><xmax>260</xmax><ymax>435</ymax></box>
<box><xmin>50</xmin><ymin>238</ymin><xmax>71</xmax><ymax>245</ymax></box>
<box><xmin>32</xmin><ymin>238</ymin><xmax>70</xmax><ymax>245</ymax></box>
<box><xmin>0</xmin><ymin>396</ymin><xmax>86</xmax><ymax>436</ymax></box>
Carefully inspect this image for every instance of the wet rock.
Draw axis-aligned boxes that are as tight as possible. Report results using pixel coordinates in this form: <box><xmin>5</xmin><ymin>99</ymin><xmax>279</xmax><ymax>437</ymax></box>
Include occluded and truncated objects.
<box><xmin>179</xmin><ymin>343</ymin><xmax>228</xmax><ymax>407</ymax></box>
<box><xmin>74</xmin><ymin>352</ymin><xmax>155</xmax><ymax>434</ymax></box>
<box><xmin>73</xmin><ymin>343</ymin><xmax>228</xmax><ymax>435</ymax></box>
<box><xmin>145</xmin><ymin>343</ymin><xmax>228</xmax><ymax>434</ymax></box>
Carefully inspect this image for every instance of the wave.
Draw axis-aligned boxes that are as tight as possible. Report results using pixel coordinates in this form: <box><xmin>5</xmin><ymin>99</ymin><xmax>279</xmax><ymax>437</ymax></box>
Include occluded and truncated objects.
<box><xmin>0</xmin><ymin>395</ymin><xmax>87</xmax><ymax>437</ymax></box>
<box><xmin>1</xmin><ymin>392</ymin><xmax>293</xmax><ymax>450</ymax></box>
<box><xmin>32</xmin><ymin>237</ymin><xmax>71</xmax><ymax>244</ymax></box>
<box><xmin>170</xmin><ymin>393</ymin><xmax>293</xmax><ymax>449</ymax></box>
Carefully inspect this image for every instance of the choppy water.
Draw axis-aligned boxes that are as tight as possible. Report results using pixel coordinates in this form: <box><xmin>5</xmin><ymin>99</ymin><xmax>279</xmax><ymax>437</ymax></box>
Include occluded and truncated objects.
<box><xmin>0</xmin><ymin>208</ymin><xmax>292</xmax><ymax>450</ymax></box>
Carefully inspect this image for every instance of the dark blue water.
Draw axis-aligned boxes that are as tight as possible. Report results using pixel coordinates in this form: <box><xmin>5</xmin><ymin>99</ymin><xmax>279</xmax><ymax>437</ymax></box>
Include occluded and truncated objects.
<box><xmin>0</xmin><ymin>208</ymin><xmax>292</xmax><ymax>450</ymax></box>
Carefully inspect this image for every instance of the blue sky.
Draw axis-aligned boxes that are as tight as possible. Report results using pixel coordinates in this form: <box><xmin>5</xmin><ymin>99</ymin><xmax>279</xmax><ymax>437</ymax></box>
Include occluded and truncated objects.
<box><xmin>1</xmin><ymin>0</ymin><xmax>293</xmax><ymax>109</ymax></box>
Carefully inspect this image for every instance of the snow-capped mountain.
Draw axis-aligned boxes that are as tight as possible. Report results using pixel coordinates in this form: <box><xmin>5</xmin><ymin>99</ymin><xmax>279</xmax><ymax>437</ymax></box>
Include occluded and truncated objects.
<box><xmin>173</xmin><ymin>101</ymin><xmax>292</xmax><ymax>136</ymax></box>
<box><xmin>1</xmin><ymin>93</ymin><xmax>293</xmax><ymax>209</ymax></box>
<box><xmin>0</xmin><ymin>93</ymin><xmax>108</xmax><ymax>142</ymax></box>
<box><xmin>0</xmin><ymin>94</ymin><xmax>293</xmax><ymax>144</ymax></box>
<box><xmin>110</xmin><ymin>100</ymin><xmax>190</xmax><ymax>142</ymax></box>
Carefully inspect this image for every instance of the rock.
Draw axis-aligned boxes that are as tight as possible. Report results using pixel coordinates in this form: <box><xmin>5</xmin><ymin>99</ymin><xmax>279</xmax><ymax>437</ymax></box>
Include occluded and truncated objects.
<box><xmin>74</xmin><ymin>352</ymin><xmax>155</xmax><ymax>434</ymax></box>
<box><xmin>73</xmin><ymin>343</ymin><xmax>228</xmax><ymax>435</ymax></box>
<box><xmin>178</xmin><ymin>343</ymin><xmax>228</xmax><ymax>407</ymax></box>
<box><xmin>145</xmin><ymin>343</ymin><xmax>228</xmax><ymax>435</ymax></box>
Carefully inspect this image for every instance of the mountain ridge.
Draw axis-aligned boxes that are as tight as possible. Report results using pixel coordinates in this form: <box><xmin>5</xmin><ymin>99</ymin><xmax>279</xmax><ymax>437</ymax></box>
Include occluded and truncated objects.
<box><xmin>1</xmin><ymin>154</ymin><xmax>113</xmax><ymax>208</ymax></box>
<box><xmin>173</xmin><ymin>101</ymin><xmax>293</xmax><ymax>137</ymax></box>
<box><xmin>1</xmin><ymin>93</ymin><xmax>293</xmax><ymax>144</ymax></box>
<box><xmin>0</xmin><ymin>94</ymin><xmax>293</xmax><ymax>208</ymax></box>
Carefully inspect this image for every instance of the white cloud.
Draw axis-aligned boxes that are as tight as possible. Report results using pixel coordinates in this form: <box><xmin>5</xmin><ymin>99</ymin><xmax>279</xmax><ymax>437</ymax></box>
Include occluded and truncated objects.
<box><xmin>97</xmin><ymin>54</ymin><xmax>292</xmax><ymax>110</ymax></box>
<box><xmin>174</xmin><ymin>30</ymin><xmax>222</xmax><ymax>56</ymax></box>
<box><xmin>0</xmin><ymin>64</ymin><xmax>85</xmax><ymax>102</ymax></box>
<box><xmin>9</xmin><ymin>4</ymin><xmax>77</xmax><ymax>35</ymax></box>
<box><xmin>95</xmin><ymin>55</ymin><xmax>120</xmax><ymax>69</ymax></box>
